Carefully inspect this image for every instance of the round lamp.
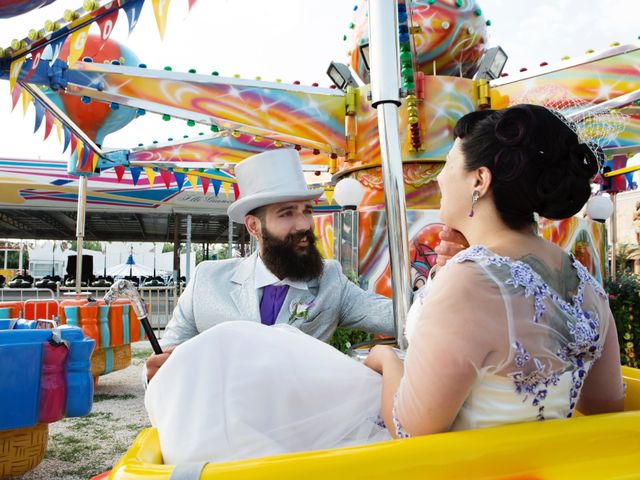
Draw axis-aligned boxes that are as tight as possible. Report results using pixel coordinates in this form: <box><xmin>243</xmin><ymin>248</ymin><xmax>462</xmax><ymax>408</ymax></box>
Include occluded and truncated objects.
<box><xmin>586</xmin><ymin>195</ymin><xmax>613</xmax><ymax>223</ymax></box>
<box><xmin>334</xmin><ymin>177</ymin><xmax>365</xmax><ymax>210</ymax></box>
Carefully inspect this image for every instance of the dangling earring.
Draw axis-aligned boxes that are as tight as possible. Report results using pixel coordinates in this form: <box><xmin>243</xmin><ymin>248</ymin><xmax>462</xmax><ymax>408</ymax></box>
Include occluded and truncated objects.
<box><xmin>468</xmin><ymin>190</ymin><xmax>480</xmax><ymax>217</ymax></box>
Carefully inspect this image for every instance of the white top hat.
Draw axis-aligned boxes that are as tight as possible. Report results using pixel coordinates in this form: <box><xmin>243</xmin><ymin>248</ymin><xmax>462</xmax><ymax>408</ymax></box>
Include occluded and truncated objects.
<box><xmin>227</xmin><ymin>149</ymin><xmax>323</xmax><ymax>223</ymax></box>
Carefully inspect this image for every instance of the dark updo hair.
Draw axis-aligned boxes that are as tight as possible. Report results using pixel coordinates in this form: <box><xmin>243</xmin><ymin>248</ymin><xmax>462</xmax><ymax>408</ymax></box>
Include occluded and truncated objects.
<box><xmin>453</xmin><ymin>104</ymin><xmax>599</xmax><ymax>230</ymax></box>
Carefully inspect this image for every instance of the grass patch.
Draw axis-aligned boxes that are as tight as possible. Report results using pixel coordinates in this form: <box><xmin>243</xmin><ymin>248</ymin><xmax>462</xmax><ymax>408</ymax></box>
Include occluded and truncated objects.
<box><xmin>94</xmin><ymin>393</ymin><xmax>136</xmax><ymax>402</ymax></box>
<box><xmin>131</xmin><ymin>347</ymin><xmax>153</xmax><ymax>361</ymax></box>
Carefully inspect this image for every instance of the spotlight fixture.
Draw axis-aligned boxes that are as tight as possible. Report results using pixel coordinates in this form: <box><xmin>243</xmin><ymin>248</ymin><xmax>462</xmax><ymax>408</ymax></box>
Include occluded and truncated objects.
<box><xmin>327</xmin><ymin>62</ymin><xmax>358</xmax><ymax>91</ymax></box>
<box><xmin>359</xmin><ymin>42</ymin><xmax>370</xmax><ymax>71</ymax></box>
<box><xmin>474</xmin><ymin>46</ymin><xmax>508</xmax><ymax>80</ymax></box>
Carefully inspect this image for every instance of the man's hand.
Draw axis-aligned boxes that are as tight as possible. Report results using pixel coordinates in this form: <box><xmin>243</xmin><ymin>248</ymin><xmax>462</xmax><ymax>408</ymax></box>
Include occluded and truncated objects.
<box><xmin>145</xmin><ymin>345</ymin><xmax>176</xmax><ymax>382</ymax></box>
<box><xmin>434</xmin><ymin>226</ymin><xmax>469</xmax><ymax>267</ymax></box>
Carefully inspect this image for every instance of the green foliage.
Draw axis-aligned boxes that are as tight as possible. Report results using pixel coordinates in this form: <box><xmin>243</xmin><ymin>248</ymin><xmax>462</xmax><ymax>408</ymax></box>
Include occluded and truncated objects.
<box><xmin>162</xmin><ymin>242</ymin><xmax>174</xmax><ymax>253</ymax></box>
<box><xmin>329</xmin><ymin>269</ymin><xmax>373</xmax><ymax>353</ymax></box>
<box><xmin>606</xmin><ymin>273</ymin><xmax>640</xmax><ymax>368</ymax></box>
<box><xmin>70</xmin><ymin>240</ymin><xmax>102</xmax><ymax>252</ymax></box>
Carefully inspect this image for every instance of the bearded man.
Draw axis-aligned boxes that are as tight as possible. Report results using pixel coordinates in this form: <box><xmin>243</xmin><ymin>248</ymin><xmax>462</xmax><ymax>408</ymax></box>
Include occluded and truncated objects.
<box><xmin>145</xmin><ymin>149</ymin><xmax>395</xmax><ymax>381</ymax></box>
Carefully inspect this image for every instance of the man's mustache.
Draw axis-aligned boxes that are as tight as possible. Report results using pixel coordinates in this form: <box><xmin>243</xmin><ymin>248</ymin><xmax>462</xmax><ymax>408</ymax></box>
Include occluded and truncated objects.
<box><xmin>284</xmin><ymin>229</ymin><xmax>316</xmax><ymax>246</ymax></box>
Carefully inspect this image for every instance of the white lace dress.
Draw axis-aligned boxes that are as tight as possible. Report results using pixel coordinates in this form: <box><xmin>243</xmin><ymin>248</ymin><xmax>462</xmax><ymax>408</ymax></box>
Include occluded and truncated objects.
<box><xmin>145</xmin><ymin>245</ymin><xmax>613</xmax><ymax>463</ymax></box>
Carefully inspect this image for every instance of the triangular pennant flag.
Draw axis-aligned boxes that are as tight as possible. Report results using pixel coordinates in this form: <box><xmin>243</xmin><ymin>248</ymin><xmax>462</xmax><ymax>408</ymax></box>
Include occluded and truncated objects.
<box><xmin>24</xmin><ymin>45</ymin><xmax>46</xmax><ymax>82</ymax></box>
<box><xmin>232</xmin><ymin>183</ymin><xmax>240</xmax><ymax>200</ymax></box>
<box><xmin>75</xmin><ymin>141</ymin><xmax>84</xmax><ymax>171</ymax></box>
<box><xmin>9</xmin><ymin>57</ymin><xmax>26</xmax><ymax>93</ymax></box>
<box><xmin>188</xmin><ymin>0</ymin><xmax>197</xmax><ymax>11</ymax></box>
<box><xmin>200</xmin><ymin>176</ymin><xmax>210</xmax><ymax>194</ymax></box>
<box><xmin>11</xmin><ymin>83</ymin><xmax>22</xmax><ymax>111</ymax></box>
<box><xmin>130</xmin><ymin>167</ymin><xmax>142</xmax><ymax>185</ymax></box>
<box><xmin>152</xmin><ymin>0</ymin><xmax>171</xmax><ymax>40</ymax></box>
<box><xmin>145</xmin><ymin>167</ymin><xmax>157</xmax><ymax>185</ymax></box>
<box><xmin>160</xmin><ymin>169</ymin><xmax>172</xmax><ymax>188</ymax></box>
<box><xmin>325</xmin><ymin>190</ymin><xmax>334</xmax><ymax>205</ymax></box>
<box><xmin>114</xmin><ymin>165</ymin><xmax>126</xmax><ymax>182</ymax></box>
<box><xmin>222</xmin><ymin>182</ymin><xmax>230</xmax><ymax>198</ymax></box>
<box><xmin>91</xmin><ymin>152</ymin><xmax>99</xmax><ymax>172</ymax></box>
<box><xmin>96</xmin><ymin>10</ymin><xmax>119</xmax><ymax>45</ymax></box>
<box><xmin>33</xmin><ymin>101</ymin><xmax>45</xmax><ymax>133</ymax></box>
<box><xmin>187</xmin><ymin>174</ymin><xmax>198</xmax><ymax>190</ymax></box>
<box><xmin>123</xmin><ymin>0</ymin><xmax>145</xmax><ymax>35</ymax></box>
<box><xmin>68</xmin><ymin>24</ymin><xmax>91</xmax><ymax>67</ymax></box>
<box><xmin>212</xmin><ymin>179</ymin><xmax>221</xmax><ymax>197</ymax></box>
<box><xmin>80</xmin><ymin>143</ymin><xmax>91</xmax><ymax>172</ymax></box>
<box><xmin>62</xmin><ymin>126</ymin><xmax>71</xmax><ymax>153</ymax></box>
<box><xmin>173</xmin><ymin>171</ymin><xmax>185</xmax><ymax>190</ymax></box>
<box><xmin>69</xmin><ymin>133</ymin><xmax>78</xmax><ymax>155</ymax></box>
<box><xmin>21</xmin><ymin>89</ymin><xmax>31</xmax><ymax>116</ymax></box>
<box><xmin>54</xmin><ymin>119</ymin><xmax>62</xmax><ymax>143</ymax></box>
<box><xmin>43</xmin><ymin>109</ymin><xmax>54</xmax><ymax>140</ymax></box>
<box><xmin>49</xmin><ymin>35</ymin><xmax>67</xmax><ymax>65</ymax></box>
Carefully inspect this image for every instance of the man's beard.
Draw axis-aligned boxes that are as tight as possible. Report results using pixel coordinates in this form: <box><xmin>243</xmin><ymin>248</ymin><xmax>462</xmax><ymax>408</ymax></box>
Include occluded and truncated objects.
<box><xmin>261</xmin><ymin>226</ymin><xmax>324</xmax><ymax>281</ymax></box>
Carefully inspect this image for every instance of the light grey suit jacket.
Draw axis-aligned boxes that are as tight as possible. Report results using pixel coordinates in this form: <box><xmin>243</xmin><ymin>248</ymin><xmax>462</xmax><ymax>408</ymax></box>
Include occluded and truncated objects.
<box><xmin>161</xmin><ymin>251</ymin><xmax>394</xmax><ymax>346</ymax></box>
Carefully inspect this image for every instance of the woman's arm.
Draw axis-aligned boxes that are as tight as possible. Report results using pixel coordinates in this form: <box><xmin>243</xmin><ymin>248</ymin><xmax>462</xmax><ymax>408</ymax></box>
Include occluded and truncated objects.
<box><xmin>577</xmin><ymin>312</ymin><xmax>625</xmax><ymax>414</ymax></box>
<box><xmin>364</xmin><ymin>345</ymin><xmax>404</xmax><ymax>437</ymax></box>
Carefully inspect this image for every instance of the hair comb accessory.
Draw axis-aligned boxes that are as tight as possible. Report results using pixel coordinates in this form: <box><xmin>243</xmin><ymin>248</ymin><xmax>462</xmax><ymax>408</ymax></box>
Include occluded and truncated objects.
<box><xmin>511</xmin><ymin>85</ymin><xmax>631</xmax><ymax>170</ymax></box>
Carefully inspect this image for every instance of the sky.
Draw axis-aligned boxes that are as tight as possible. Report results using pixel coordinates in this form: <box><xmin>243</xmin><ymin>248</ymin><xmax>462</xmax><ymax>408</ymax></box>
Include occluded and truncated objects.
<box><xmin>0</xmin><ymin>0</ymin><xmax>638</xmax><ymax>161</ymax></box>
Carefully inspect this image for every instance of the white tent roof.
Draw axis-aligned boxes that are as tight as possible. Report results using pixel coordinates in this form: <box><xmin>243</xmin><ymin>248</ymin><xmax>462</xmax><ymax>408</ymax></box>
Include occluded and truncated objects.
<box><xmin>106</xmin><ymin>262</ymin><xmax>155</xmax><ymax>277</ymax></box>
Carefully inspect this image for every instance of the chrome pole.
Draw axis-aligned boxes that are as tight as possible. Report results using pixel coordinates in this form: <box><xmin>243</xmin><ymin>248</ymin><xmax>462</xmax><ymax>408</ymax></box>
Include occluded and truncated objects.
<box><xmin>186</xmin><ymin>214</ymin><xmax>192</xmax><ymax>283</ymax></box>
<box><xmin>75</xmin><ymin>176</ymin><xmax>88</xmax><ymax>294</ymax></box>
<box><xmin>369</xmin><ymin>0</ymin><xmax>411</xmax><ymax>349</ymax></box>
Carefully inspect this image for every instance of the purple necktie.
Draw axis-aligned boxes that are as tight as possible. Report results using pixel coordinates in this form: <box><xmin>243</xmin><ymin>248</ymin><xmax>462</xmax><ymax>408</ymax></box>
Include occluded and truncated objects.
<box><xmin>259</xmin><ymin>284</ymin><xmax>290</xmax><ymax>326</ymax></box>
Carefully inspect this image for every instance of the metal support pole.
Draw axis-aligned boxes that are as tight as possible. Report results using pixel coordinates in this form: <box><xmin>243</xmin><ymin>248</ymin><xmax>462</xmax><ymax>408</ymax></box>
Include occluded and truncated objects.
<box><xmin>611</xmin><ymin>193</ymin><xmax>618</xmax><ymax>280</ymax></box>
<box><xmin>228</xmin><ymin>219</ymin><xmax>234</xmax><ymax>258</ymax></box>
<box><xmin>75</xmin><ymin>176</ymin><xmax>88</xmax><ymax>294</ymax></box>
<box><xmin>18</xmin><ymin>242</ymin><xmax>23</xmax><ymax>273</ymax></box>
<box><xmin>186</xmin><ymin>214</ymin><xmax>192</xmax><ymax>284</ymax></box>
<box><xmin>172</xmin><ymin>214</ymin><xmax>181</xmax><ymax>294</ymax></box>
<box><xmin>369</xmin><ymin>0</ymin><xmax>411</xmax><ymax>349</ymax></box>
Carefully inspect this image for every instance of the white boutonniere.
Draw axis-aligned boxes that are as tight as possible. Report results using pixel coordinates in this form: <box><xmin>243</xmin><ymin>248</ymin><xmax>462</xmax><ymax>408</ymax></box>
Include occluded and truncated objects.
<box><xmin>288</xmin><ymin>299</ymin><xmax>315</xmax><ymax>324</ymax></box>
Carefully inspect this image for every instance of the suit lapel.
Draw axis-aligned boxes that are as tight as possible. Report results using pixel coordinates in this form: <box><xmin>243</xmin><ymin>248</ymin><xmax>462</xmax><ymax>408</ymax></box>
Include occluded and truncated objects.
<box><xmin>275</xmin><ymin>284</ymin><xmax>317</xmax><ymax>325</ymax></box>
<box><xmin>230</xmin><ymin>252</ymin><xmax>260</xmax><ymax>322</ymax></box>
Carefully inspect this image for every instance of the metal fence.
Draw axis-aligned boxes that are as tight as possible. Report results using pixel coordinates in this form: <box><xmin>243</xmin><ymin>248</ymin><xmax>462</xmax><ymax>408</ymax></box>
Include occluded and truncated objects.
<box><xmin>1</xmin><ymin>285</ymin><xmax>183</xmax><ymax>338</ymax></box>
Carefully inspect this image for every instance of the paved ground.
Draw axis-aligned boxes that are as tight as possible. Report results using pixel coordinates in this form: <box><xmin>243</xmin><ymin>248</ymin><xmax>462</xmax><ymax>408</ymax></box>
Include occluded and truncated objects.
<box><xmin>21</xmin><ymin>342</ymin><xmax>153</xmax><ymax>480</ymax></box>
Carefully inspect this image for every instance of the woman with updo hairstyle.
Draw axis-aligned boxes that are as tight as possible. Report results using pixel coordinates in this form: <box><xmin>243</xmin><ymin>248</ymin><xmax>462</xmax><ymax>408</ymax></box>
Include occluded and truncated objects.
<box><xmin>366</xmin><ymin>104</ymin><xmax>624</xmax><ymax>438</ymax></box>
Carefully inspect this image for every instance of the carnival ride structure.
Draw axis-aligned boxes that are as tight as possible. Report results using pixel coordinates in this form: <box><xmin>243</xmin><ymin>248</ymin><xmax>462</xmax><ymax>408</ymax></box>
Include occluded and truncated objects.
<box><xmin>0</xmin><ymin>0</ymin><xmax>640</xmax><ymax>478</ymax></box>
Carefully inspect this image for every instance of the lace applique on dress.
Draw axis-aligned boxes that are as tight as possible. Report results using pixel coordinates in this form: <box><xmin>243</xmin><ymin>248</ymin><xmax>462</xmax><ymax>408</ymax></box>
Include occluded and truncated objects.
<box><xmin>451</xmin><ymin>245</ymin><xmax>605</xmax><ymax>420</ymax></box>
<box><xmin>392</xmin><ymin>393</ymin><xmax>411</xmax><ymax>438</ymax></box>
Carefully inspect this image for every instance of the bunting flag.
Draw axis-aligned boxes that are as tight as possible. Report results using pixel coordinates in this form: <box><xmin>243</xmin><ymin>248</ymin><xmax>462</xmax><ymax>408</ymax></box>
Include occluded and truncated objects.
<box><xmin>173</xmin><ymin>171</ymin><xmax>185</xmax><ymax>190</ymax></box>
<box><xmin>48</xmin><ymin>35</ymin><xmax>67</xmax><ymax>65</ymax></box>
<box><xmin>79</xmin><ymin>142</ymin><xmax>91</xmax><ymax>172</ymax></box>
<box><xmin>62</xmin><ymin>126</ymin><xmax>71</xmax><ymax>153</ymax></box>
<box><xmin>10</xmin><ymin>84</ymin><xmax>22</xmax><ymax>111</ymax></box>
<box><xmin>130</xmin><ymin>167</ymin><xmax>142</xmax><ymax>185</ymax></box>
<box><xmin>232</xmin><ymin>183</ymin><xmax>240</xmax><ymax>200</ymax></box>
<box><xmin>152</xmin><ymin>0</ymin><xmax>171</xmax><ymax>39</ymax></box>
<box><xmin>145</xmin><ymin>167</ymin><xmax>157</xmax><ymax>185</ymax></box>
<box><xmin>54</xmin><ymin>119</ymin><xmax>62</xmax><ymax>143</ymax></box>
<box><xmin>33</xmin><ymin>101</ymin><xmax>45</xmax><ymax>133</ymax></box>
<box><xmin>21</xmin><ymin>89</ymin><xmax>31</xmax><ymax>116</ymax></box>
<box><xmin>123</xmin><ymin>0</ymin><xmax>145</xmax><ymax>35</ymax></box>
<box><xmin>187</xmin><ymin>174</ymin><xmax>198</xmax><ymax>190</ymax></box>
<box><xmin>188</xmin><ymin>0</ymin><xmax>197</xmax><ymax>11</ymax></box>
<box><xmin>222</xmin><ymin>182</ymin><xmax>230</xmax><ymax>198</ymax></box>
<box><xmin>91</xmin><ymin>152</ymin><xmax>99</xmax><ymax>171</ymax></box>
<box><xmin>24</xmin><ymin>45</ymin><xmax>46</xmax><ymax>82</ymax></box>
<box><xmin>9</xmin><ymin>57</ymin><xmax>26</xmax><ymax>93</ymax></box>
<box><xmin>70</xmin><ymin>134</ymin><xmax>78</xmax><ymax>155</ymax></box>
<box><xmin>68</xmin><ymin>24</ymin><xmax>91</xmax><ymax>66</ymax></box>
<box><xmin>324</xmin><ymin>189</ymin><xmax>334</xmax><ymax>205</ymax></box>
<box><xmin>96</xmin><ymin>9</ymin><xmax>119</xmax><ymax>44</ymax></box>
<box><xmin>114</xmin><ymin>165</ymin><xmax>126</xmax><ymax>182</ymax></box>
<box><xmin>43</xmin><ymin>109</ymin><xmax>54</xmax><ymax>140</ymax></box>
<box><xmin>200</xmin><ymin>176</ymin><xmax>210</xmax><ymax>194</ymax></box>
<box><xmin>160</xmin><ymin>169</ymin><xmax>172</xmax><ymax>188</ymax></box>
<box><xmin>75</xmin><ymin>141</ymin><xmax>84</xmax><ymax>170</ymax></box>
<box><xmin>212</xmin><ymin>179</ymin><xmax>221</xmax><ymax>197</ymax></box>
